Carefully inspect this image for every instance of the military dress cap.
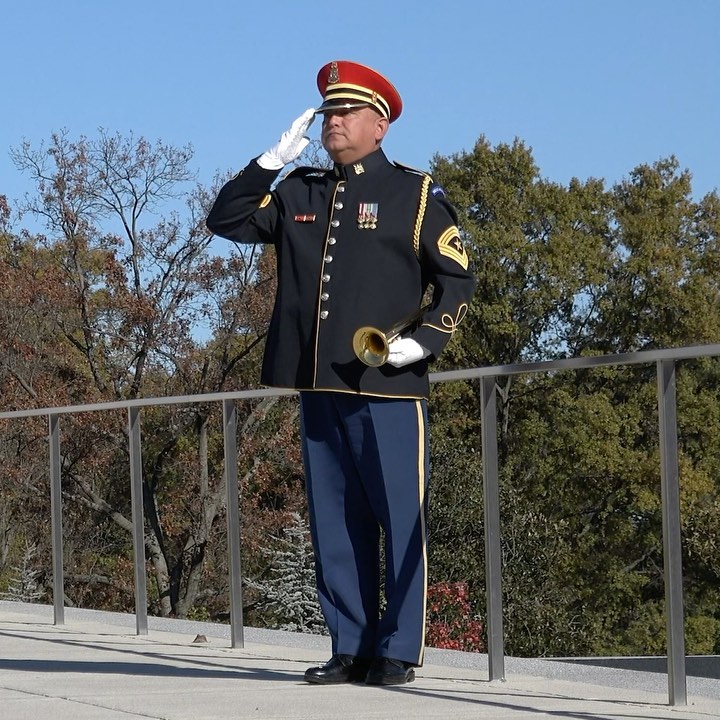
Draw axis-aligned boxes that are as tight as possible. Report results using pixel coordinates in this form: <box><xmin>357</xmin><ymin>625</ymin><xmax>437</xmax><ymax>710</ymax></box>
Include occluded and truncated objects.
<box><xmin>316</xmin><ymin>60</ymin><xmax>403</xmax><ymax>122</ymax></box>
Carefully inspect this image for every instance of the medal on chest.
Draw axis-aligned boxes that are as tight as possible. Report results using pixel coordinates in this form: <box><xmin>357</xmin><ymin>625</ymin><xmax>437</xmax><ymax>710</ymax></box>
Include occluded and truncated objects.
<box><xmin>357</xmin><ymin>202</ymin><xmax>378</xmax><ymax>229</ymax></box>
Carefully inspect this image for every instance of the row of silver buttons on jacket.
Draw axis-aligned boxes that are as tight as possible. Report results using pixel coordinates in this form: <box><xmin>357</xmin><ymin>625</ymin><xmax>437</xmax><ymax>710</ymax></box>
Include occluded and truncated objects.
<box><xmin>319</xmin><ymin>184</ymin><xmax>346</xmax><ymax>320</ymax></box>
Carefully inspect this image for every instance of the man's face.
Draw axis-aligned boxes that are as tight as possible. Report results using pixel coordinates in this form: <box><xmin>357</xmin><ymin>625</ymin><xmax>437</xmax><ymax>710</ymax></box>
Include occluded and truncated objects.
<box><xmin>320</xmin><ymin>106</ymin><xmax>389</xmax><ymax>164</ymax></box>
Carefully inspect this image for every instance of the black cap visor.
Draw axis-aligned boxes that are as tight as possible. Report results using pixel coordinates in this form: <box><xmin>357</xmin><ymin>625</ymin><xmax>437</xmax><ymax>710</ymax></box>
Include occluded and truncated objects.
<box><xmin>315</xmin><ymin>99</ymin><xmax>373</xmax><ymax>115</ymax></box>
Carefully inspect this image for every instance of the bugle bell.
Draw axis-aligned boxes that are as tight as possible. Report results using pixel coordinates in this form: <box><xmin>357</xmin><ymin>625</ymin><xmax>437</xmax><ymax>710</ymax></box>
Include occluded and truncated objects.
<box><xmin>352</xmin><ymin>306</ymin><xmax>428</xmax><ymax>367</ymax></box>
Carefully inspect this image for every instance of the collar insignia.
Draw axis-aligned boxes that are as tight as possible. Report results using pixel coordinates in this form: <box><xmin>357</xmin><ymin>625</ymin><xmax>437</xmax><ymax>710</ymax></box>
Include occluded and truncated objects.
<box><xmin>353</xmin><ymin>162</ymin><xmax>365</xmax><ymax>175</ymax></box>
<box><xmin>358</xmin><ymin>203</ymin><xmax>378</xmax><ymax>229</ymax></box>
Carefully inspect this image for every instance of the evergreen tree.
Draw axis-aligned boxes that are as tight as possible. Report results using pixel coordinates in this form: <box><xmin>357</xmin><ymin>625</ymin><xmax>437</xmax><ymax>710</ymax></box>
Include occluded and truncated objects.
<box><xmin>248</xmin><ymin>512</ymin><xmax>326</xmax><ymax>634</ymax></box>
<box><xmin>2</xmin><ymin>540</ymin><xmax>44</xmax><ymax>603</ymax></box>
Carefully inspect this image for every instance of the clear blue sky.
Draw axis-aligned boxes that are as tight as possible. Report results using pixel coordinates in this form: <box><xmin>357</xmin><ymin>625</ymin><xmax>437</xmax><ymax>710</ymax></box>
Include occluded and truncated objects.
<box><xmin>2</xmin><ymin>0</ymin><xmax>718</xmax><ymax>230</ymax></box>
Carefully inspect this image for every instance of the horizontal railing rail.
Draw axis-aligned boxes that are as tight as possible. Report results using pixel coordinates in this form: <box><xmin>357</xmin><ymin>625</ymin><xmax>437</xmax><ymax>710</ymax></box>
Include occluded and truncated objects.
<box><xmin>2</xmin><ymin>341</ymin><xmax>719</xmax><ymax>706</ymax></box>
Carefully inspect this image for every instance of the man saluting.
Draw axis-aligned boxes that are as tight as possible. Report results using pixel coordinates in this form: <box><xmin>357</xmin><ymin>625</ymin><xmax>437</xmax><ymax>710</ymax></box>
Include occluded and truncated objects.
<box><xmin>207</xmin><ymin>60</ymin><xmax>476</xmax><ymax>685</ymax></box>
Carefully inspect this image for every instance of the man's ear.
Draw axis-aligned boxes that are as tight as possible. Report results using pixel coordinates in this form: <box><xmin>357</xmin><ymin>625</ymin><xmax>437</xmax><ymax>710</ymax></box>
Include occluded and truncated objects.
<box><xmin>375</xmin><ymin>117</ymin><xmax>389</xmax><ymax>142</ymax></box>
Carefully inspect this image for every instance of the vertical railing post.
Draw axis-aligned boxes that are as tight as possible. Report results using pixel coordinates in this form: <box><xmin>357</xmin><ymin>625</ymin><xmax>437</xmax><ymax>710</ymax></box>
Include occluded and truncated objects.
<box><xmin>49</xmin><ymin>413</ymin><xmax>65</xmax><ymax>626</ymax></box>
<box><xmin>657</xmin><ymin>360</ymin><xmax>687</xmax><ymax>706</ymax></box>
<box><xmin>128</xmin><ymin>407</ymin><xmax>148</xmax><ymax>635</ymax></box>
<box><xmin>223</xmin><ymin>398</ymin><xmax>244</xmax><ymax>648</ymax></box>
<box><xmin>480</xmin><ymin>376</ymin><xmax>505</xmax><ymax>681</ymax></box>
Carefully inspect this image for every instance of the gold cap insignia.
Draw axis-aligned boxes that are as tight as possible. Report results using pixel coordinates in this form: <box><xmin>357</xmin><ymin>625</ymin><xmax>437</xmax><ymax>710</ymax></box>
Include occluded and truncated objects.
<box><xmin>328</xmin><ymin>61</ymin><xmax>339</xmax><ymax>84</ymax></box>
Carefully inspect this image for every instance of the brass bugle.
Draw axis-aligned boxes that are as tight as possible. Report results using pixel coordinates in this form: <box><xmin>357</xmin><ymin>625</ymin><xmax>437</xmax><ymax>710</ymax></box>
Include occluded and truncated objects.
<box><xmin>352</xmin><ymin>306</ymin><xmax>429</xmax><ymax>367</ymax></box>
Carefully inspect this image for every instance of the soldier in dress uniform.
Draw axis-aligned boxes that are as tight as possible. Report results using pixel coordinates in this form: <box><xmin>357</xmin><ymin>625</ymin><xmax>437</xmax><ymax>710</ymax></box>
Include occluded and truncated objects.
<box><xmin>207</xmin><ymin>60</ymin><xmax>476</xmax><ymax>686</ymax></box>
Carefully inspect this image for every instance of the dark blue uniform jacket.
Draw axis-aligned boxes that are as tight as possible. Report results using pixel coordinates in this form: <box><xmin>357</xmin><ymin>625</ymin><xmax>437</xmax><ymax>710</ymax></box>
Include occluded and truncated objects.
<box><xmin>206</xmin><ymin>148</ymin><xmax>476</xmax><ymax>399</ymax></box>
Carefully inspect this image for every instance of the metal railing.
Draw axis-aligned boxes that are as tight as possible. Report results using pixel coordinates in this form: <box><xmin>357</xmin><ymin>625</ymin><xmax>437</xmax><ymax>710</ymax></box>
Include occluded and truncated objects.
<box><xmin>2</xmin><ymin>341</ymin><xmax>720</xmax><ymax>706</ymax></box>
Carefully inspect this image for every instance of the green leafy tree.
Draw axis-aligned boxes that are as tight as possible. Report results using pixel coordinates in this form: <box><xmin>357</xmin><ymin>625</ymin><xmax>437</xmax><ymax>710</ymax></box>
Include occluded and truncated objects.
<box><xmin>428</xmin><ymin>143</ymin><xmax>720</xmax><ymax>656</ymax></box>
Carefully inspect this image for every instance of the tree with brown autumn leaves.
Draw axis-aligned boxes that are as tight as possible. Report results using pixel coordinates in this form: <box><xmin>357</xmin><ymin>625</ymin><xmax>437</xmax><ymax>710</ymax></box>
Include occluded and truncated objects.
<box><xmin>1</xmin><ymin>130</ymin><xmax>305</xmax><ymax>619</ymax></box>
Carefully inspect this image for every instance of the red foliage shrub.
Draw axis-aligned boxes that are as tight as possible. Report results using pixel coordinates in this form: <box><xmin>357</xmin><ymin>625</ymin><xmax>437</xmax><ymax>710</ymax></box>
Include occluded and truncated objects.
<box><xmin>425</xmin><ymin>581</ymin><xmax>486</xmax><ymax>652</ymax></box>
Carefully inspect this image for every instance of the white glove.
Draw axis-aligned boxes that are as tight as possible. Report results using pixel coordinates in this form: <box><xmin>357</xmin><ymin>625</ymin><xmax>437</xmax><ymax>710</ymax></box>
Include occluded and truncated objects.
<box><xmin>257</xmin><ymin>108</ymin><xmax>316</xmax><ymax>170</ymax></box>
<box><xmin>386</xmin><ymin>337</ymin><xmax>430</xmax><ymax>368</ymax></box>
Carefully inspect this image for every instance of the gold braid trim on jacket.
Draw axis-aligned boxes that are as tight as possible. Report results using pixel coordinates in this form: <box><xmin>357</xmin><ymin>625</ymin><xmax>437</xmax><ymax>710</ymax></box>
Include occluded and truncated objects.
<box><xmin>413</xmin><ymin>175</ymin><xmax>431</xmax><ymax>257</ymax></box>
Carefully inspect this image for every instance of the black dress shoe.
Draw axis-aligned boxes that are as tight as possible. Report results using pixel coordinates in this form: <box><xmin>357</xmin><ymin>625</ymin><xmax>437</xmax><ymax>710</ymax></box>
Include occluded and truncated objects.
<box><xmin>304</xmin><ymin>654</ymin><xmax>372</xmax><ymax>684</ymax></box>
<box><xmin>364</xmin><ymin>657</ymin><xmax>415</xmax><ymax>685</ymax></box>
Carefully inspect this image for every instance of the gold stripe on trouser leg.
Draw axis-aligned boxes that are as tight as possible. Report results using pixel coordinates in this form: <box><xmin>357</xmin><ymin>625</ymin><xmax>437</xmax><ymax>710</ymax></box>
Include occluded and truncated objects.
<box><xmin>415</xmin><ymin>400</ymin><xmax>428</xmax><ymax>665</ymax></box>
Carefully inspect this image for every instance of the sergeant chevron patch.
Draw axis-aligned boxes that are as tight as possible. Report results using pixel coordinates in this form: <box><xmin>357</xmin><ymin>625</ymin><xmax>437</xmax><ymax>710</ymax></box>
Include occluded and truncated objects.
<box><xmin>437</xmin><ymin>226</ymin><xmax>469</xmax><ymax>270</ymax></box>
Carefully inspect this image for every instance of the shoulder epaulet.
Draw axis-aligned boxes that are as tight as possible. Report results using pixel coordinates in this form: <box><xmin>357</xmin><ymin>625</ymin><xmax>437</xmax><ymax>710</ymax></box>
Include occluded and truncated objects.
<box><xmin>394</xmin><ymin>160</ymin><xmax>450</xmax><ymax>202</ymax></box>
<box><xmin>393</xmin><ymin>160</ymin><xmax>433</xmax><ymax>180</ymax></box>
<box><xmin>283</xmin><ymin>165</ymin><xmax>331</xmax><ymax>180</ymax></box>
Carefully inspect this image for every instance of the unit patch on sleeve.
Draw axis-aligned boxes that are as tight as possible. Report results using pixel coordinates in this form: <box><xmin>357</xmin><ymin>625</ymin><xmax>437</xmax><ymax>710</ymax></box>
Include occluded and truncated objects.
<box><xmin>437</xmin><ymin>226</ymin><xmax>469</xmax><ymax>270</ymax></box>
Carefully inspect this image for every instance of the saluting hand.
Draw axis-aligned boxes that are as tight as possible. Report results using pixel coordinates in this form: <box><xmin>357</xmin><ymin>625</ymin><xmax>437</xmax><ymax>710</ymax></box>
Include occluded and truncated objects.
<box><xmin>257</xmin><ymin>108</ymin><xmax>316</xmax><ymax>170</ymax></box>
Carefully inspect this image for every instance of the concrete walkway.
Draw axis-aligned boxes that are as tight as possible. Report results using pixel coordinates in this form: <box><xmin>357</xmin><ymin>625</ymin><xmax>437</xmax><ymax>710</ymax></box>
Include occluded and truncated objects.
<box><xmin>1</xmin><ymin>600</ymin><xmax>718</xmax><ymax>719</ymax></box>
